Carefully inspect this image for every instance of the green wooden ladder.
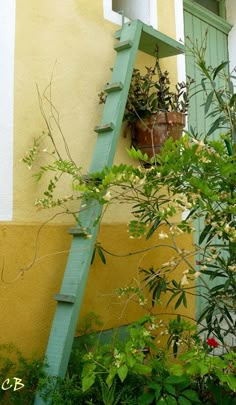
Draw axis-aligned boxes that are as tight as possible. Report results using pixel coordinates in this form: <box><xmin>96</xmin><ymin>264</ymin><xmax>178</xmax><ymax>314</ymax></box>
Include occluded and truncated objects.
<box><xmin>34</xmin><ymin>19</ymin><xmax>184</xmax><ymax>404</ymax></box>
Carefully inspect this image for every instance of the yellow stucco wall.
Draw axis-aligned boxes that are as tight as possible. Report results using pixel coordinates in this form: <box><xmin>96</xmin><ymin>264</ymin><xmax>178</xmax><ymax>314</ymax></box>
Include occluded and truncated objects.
<box><xmin>0</xmin><ymin>0</ymin><xmax>194</xmax><ymax>358</ymax></box>
<box><xmin>0</xmin><ymin>223</ymin><xmax>194</xmax><ymax>356</ymax></box>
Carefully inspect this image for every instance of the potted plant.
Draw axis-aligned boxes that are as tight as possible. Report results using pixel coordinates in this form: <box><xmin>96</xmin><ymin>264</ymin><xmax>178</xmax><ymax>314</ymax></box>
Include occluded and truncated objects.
<box><xmin>99</xmin><ymin>50</ymin><xmax>193</xmax><ymax>158</ymax></box>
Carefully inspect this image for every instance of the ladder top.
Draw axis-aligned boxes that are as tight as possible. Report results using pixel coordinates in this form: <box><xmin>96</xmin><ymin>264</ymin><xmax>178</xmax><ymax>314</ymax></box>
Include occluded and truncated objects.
<box><xmin>115</xmin><ymin>20</ymin><xmax>185</xmax><ymax>58</ymax></box>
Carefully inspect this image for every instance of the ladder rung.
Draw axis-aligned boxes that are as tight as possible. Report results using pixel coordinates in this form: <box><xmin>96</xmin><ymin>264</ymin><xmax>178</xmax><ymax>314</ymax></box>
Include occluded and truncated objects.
<box><xmin>114</xmin><ymin>40</ymin><xmax>133</xmax><ymax>52</ymax></box>
<box><xmin>68</xmin><ymin>227</ymin><xmax>88</xmax><ymax>236</ymax></box>
<box><xmin>94</xmin><ymin>122</ymin><xmax>115</xmax><ymax>133</ymax></box>
<box><xmin>54</xmin><ymin>293</ymin><xmax>76</xmax><ymax>304</ymax></box>
<box><xmin>104</xmin><ymin>82</ymin><xmax>123</xmax><ymax>94</ymax></box>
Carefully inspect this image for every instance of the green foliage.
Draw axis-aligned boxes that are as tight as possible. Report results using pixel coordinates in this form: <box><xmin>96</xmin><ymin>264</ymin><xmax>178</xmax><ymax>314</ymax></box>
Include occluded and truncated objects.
<box><xmin>139</xmin><ymin>373</ymin><xmax>201</xmax><ymax>405</ymax></box>
<box><xmin>22</xmin><ymin>39</ymin><xmax>236</xmax><ymax>403</ymax></box>
<box><xmin>0</xmin><ymin>344</ymin><xmax>46</xmax><ymax>405</ymax></box>
<box><xmin>81</xmin><ymin>322</ymin><xmax>155</xmax><ymax>391</ymax></box>
<box><xmin>170</xmin><ymin>348</ymin><xmax>236</xmax><ymax>404</ymax></box>
<box><xmin>167</xmin><ymin>316</ymin><xmax>196</xmax><ymax>358</ymax></box>
<box><xmin>99</xmin><ymin>49</ymin><xmax>193</xmax><ymax>124</ymax></box>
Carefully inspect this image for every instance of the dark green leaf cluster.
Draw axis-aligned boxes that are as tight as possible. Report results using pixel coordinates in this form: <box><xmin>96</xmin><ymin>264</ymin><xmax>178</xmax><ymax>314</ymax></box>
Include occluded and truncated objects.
<box><xmin>99</xmin><ymin>49</ymin><xmax>194</xmax><ymax>124</ymax></box>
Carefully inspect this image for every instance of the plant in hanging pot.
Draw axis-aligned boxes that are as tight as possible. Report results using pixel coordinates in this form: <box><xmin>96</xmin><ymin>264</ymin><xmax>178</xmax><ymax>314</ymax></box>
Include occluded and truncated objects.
<box><xmin>125</xmin><ymin>54</ymin><xmax>193</xmax><ymax>158</ymax></box>
<box><xmin>99</xmin><ymin>51</ymin><xmax>193</xmax><ymax>159</ymax></box>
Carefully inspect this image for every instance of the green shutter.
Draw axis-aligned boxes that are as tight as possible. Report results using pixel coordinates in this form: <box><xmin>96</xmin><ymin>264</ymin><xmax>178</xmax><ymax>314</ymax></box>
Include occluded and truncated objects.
<box><xmin>184</xmin><ymin>1</ymin><xmax>231</xmax><ymax>319</ymax></box>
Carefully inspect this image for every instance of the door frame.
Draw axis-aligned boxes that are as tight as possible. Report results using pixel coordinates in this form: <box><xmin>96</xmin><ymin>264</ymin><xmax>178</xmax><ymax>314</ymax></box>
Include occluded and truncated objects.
<box><xmin>184</xmin><ymin>0</ymin><xmax>231</xmax><ymax>33</ymax></box>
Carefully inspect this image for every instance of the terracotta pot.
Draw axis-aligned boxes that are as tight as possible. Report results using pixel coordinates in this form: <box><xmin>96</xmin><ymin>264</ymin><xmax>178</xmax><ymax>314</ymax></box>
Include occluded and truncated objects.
<box><xmin>132</xmin><ymin>111</ymin><xmax>185</xmax><ymax>158</ymax></box>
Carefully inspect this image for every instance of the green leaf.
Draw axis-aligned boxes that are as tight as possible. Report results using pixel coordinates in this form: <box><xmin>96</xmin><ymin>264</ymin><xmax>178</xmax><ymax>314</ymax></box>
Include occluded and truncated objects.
<box><xmin>212</xmin><ymin>61</ymin><xmax>229</xmax><ymax>80</ymax></box>
<box><xmin>117</xmin><ymin>364</ymin><xmax>128</xmax><ymax>382</ymax></box>
<box><xmin>128</xmin><ymin>220</ymin><xmax>147</xmax><ymax>238</ymax></box>
<box><xmin>169</xmin><ymin>364</ymin><xmax>184</xmax><ymax>377</ymax></box>
<box><xmin>165</xmin><ymin>395</ymin><xmax>177</xmax><ymax>405</ymax></box>
<box><xmin>90</xmin><ymin>247</ymin><xmax>96</xmax><ymax>264</ymax></box>
<box><xmin>182</xmin><ymin>292</ymin><xmax>187</xmax><ymax>308</ymax></box>
<box><xmin>204</xmin><ymin>91</ymin><xmax>214</xmax><ymax>115</ymax></box>
<box><xmin>229</xmin><ymin>93</ymin><xmax>236</xmax><ymax>108</ymax></box>
<box><xmin>164</xmin><ymin>384</ymin><xmax>176</xmax><ymax>396</ymax></box>
<box><xmin>136</xmin><ymin>314</ymin><xmax>151</xmax><ymax>325</ymax></box>
<box><xmin>179</xmin><ymin>351</ymin><xmax>195</xmax><ymax>361</ymax></box>
<box><xmin>186</xmin><ymin>362</ymin><xmax>209</xmax><ymax>377</ymax></box>
<box><xmin>219</xmin><ymin>374</ymin><xmax>236</xmax><ymax>391</ymax></box>
<box><xmin>81</xmin><ymin>363</ymin><xmax>96</xmax><ymax>377</ymax></box>
<box><xmin>133</xmin><ymin>363</ymin><xmax>152</xmax><ymax>375</ymax></box>
<box><xmin>167</xmin><ymin>291</ymin><xmax>180</xmax><ymax>307</ymax></box>
<box><xmin>165</xmin><ymin>375</ymin><xmax>187</xmax><ymax>385</ymax></box>
<box><xmin>138</xmin><ymin>392</ymin><xmax>155</xmax><ymax>405</ymax></box>
<box><xmin>154</xmin><ymin>385</ymin><xmax>162</xmax><ymax>400</ymax></box>
<box><xmin>178</xmin><ymin>396</ymin><xmax>192</xmax><ymax>405</ymax></box>
<box><xmin>174</xmin><ymin>293</ymin><xmax>184</xmax><ymax>310</ymax></box>
<box><xmin>106</xmin><ymin>366</ymin><xmax>117</xmax><ymax>387</ymax></box>
<box><xmin>82</xmin><ymin>374</ymin><xmax>95</xmax><ymax>391</ymax></box>
<box><xmin>97</xmin><ymin>245</ymin><xmax>106</xmax><ymax>264</ymax></box>
<box><xmin>127</xmin><ymin>147</ymin><xmax>149</xmax><ymax>162</ymax></box>
<box><xmin>146</xmin><ymin>218</ymin><xmax>161</xmax><ymax>240</ymax></box>
<box><xmin>201</xmin><ymin>77</ymin><xmax>206</xmax><ymax>90</ymax></box>
<box><xmin>182</xmin><ymin>389</ymin><xmax>200</xmax><ymax>402</ymax></box>
<box><xmin>207</xmin><ymin>117</ymin><xmax>222</xmax><ymax>136</ymax></box>
<box><xmin>199</xmin><ymin>224</ymin><xmax>212</xmax><ymax>245</ymax></box>
<box><xmin>172</xmin><ymin>280</ymin><xmax>179</xmax><ymax>288</ymax></box>
<box><xmin>126</xmin><ymin>354</ymin><xmax>136</xmax><ymax>368</ymax></box>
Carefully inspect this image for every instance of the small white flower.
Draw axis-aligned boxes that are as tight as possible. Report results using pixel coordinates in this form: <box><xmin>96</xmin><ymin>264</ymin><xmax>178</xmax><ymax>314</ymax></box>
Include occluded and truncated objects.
<box><xmin>148</xmin><ymin>323</ymin><xmax>157</xmax><ymax>331</ymax></box>
<box><xmin>228</xmin><ymin>265</ymin><xmax>236</xmax><ymax>272</ymax></box>
<box><xmin>194</xmin><ymin>271</ymin><xmax>201</xmax><ymax>278</ymax></box>
<box><xmin>139</xmin><ymin>298</ymin><xmax>147</xmax><ymax>306</ymax></box>
<box><xmin>224</xmin><ymin>224</ymin><xmax>230</xmax><ymax>233</ymax></box>
<box><xmin>138</xmin><ymin>177</ymin><xmax>146</xmax><ymax>186</ymax></box>
<box><xmin>181</xmin><ymin>274</ymin><xmax>189</xmax><ymax>286</ymax></box>
<box><xmin>87</xmin><ymin>352</ymin><xmax>93</xmax><ymax>360</ymax></box>
<box><xmin>192</xmin><ymin>138</ymin><xmax>205</xmax><ymax>148</ymax></box>
<box><xmin>103</xmin><ymin>191</ymin><xmax>112</xmax><ymax>201</ymax></box>
<box><xmin>158</xmin><ymin>231</ymin><xmax>168</xmax><ymax>240</ymax></box>
<box><xmin>162</xmin><ymin>262</ymin><xmax>170</xmax><ymax>268</ymax></box>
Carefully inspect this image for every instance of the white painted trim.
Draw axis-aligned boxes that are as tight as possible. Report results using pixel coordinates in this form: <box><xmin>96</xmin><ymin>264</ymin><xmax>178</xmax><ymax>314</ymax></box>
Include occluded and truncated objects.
<box><xmin>174</xmin><ymin>0</ymin><xmax>189</xmax><ymax>221</ymax></box>
<box><xmin>174</xmin><ymin>0</ymin><xmax>187</xmax><ymax>126</ymax></box>
<box><xmin>0</xmin><ymin>1</ymin><xmax>15</xmax><ymax>220</ymax></box>
<box><xmin>103</xmin><ymin>0</ymin><xmax>130</xmax><ymax>26</ymax></box>
<box><xmin>226</xmin><ymin>0</ymin><xmax>236</xmax><ymax>76</ymax></box>
<box><xmin>174</xmin><ymin>0</ymin><xmax>186</xmax><ymax>85</ymax></box>
<box><xmin>150</xmin><ymin>0</ymin><xmax>158</xmax><ymax>29</ymax></box>
<box><xmin>103</xmin><ymin>0</ymin><xmax>158</xmax><ymax>29</ymax></box>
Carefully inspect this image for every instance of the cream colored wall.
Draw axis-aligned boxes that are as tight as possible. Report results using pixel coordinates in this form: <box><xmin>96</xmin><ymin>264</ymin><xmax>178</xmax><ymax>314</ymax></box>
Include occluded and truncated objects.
<box><xmin>0</xmin><ymin>0</ymin><xmax>194</xmax><ymax>357</ymax></box>
<box><xmin>14</xmin><ymin>0</ymin><xmax>177</xmax><ymax>224</ymax></box>
<box><xmin>157</xmin><ymin>0</ymin><xmax>179</xmax><ymax>90</ymax></box>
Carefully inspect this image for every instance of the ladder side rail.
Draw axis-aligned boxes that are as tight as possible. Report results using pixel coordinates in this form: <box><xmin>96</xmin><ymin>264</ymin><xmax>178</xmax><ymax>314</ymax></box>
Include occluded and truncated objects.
<box><xmin>34</xmin><ymin>20</ymin><xmax>143</xmax><ymax>405</ymax></box>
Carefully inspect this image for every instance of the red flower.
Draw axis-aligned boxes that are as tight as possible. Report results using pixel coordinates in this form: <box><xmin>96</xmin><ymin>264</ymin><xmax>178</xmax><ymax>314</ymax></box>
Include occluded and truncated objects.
<box><xmin>207</xmin><ymin>338</ymin><xmax>219</xmax><ymax>348</ymax></box>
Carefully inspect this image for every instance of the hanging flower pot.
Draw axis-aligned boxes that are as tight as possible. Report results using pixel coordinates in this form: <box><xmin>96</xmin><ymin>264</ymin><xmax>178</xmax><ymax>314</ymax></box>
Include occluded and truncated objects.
<box><xmin>131</xmin><ymin>112</ymin><xmax>185</xmax><ymax>158</ymax></box>
<box><xmin>98</xmin><ymin>47</ymin><xmax>193</xmax><ymax>162</ymax></box>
